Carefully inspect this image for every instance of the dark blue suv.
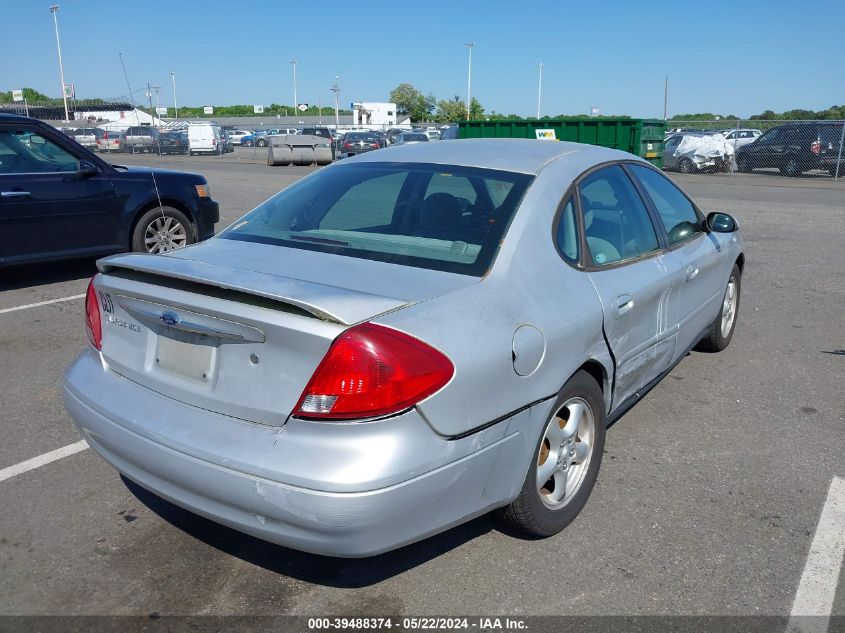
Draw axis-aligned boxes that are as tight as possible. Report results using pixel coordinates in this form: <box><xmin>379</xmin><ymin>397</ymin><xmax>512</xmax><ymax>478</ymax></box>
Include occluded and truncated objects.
<box><xmin>0</xmin><ymin>114</ymin><xmax>219</xmax><ymax>267</ymax></box>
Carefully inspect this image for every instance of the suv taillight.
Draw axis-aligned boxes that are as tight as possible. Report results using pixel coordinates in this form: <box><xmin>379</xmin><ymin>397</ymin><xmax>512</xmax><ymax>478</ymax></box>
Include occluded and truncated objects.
<box><xmin>294</xmin><ymin>323</ymin><xmax>454</xmax><ymax>420</ymax></box>
<box><xmin>811</xmin><ymin>140</ymin><xmax>821</xmax><ymax>154</ymax></box>
<box><xmin>85</xmin><ymin>277</ymin><xmax>102</xmax><ymax>350</ymax></box>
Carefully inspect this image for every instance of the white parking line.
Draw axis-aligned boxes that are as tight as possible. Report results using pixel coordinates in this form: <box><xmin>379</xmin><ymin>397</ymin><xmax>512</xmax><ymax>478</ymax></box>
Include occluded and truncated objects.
<box><xmin>0</xmin><ymin>440</ymin><xmax>89</xmax><ymax>483</ymax></box>
<box><xmin>787</xmin><ymin>476</ymin><xmax>845</xmax><ymax>633</ymax></box>
<box><xmin>0</xmin><ymin>294</ymin><xmax>85</xmax><ymax>315</ymax></box>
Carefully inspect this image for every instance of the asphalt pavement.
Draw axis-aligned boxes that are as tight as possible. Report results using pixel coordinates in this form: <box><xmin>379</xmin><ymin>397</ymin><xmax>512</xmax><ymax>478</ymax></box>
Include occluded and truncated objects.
<box><xmin>1</xmin><ymin>148</ymin><xmax>843</xmax><ymax>618</ymax></box>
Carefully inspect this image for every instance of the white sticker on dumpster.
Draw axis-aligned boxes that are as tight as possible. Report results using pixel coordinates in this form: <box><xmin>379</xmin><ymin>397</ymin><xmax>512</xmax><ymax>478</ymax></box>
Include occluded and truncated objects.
<box><xmin>535</xmin><ymin>129</ymin><xmax>557</xmax><ymax>141</ymax></box>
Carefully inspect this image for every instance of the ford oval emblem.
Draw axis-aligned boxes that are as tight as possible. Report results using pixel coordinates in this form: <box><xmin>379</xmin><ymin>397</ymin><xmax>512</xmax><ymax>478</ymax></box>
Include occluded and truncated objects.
<box><xmin>160</xmin><ymin>312</ymin><xmax>179</xmax><ymax>326</ymax></box>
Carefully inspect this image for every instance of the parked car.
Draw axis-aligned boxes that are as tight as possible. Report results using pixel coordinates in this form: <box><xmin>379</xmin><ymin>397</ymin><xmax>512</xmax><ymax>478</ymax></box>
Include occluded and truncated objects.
<box><xmin>64</xmin><ymin>138</ymin><xmax>743</xmax><ymax>557</ymax></box>
<box><xmin>338</xmin><ymin>131</ymin><xmax>382</xmax><ymax>158</ymax></box>
<box><xmin>300</xmin><ymin>127</ymin><xmax>333</xmax><ymax>143</ymax></box>
<box><xmin>227</xmin><ymin>130</ymin><xmax>252</xmax><ymax>145</ymax></box>
<box><xmin>0</xmin><ymin>114</ymin><xmax>218</xmax><ymax>267</ymax></box>
<box><xmin>392</xmin><ymin>132</ymin><xmax>430</xmax><ymax>145</ymax></box>
<box><xmin>73</xmin><ymin>127</ymin><xmax>104</xmax><ymax>150</ymax></box>
<box><xmin>425</xmin><ymin>129</ymin><xmax>442</xmax><ymax>141</ymax></box>
<box><xmin>158</xmin><ymin>131</ymin><xmax>189</xmax><ymax>155</ymax></box>
<box><xmin>720</xmin><ymin>129</ymin><xmax>762</xmax><ymax>149</ymax></box>
<box><xmin>96</xmin><ymin>131</ymin><xmax>124</xmax><ymax>153</ymax></box>
<box><xmin>188</xmin><ymin>122</ymin><xmax>223</xmax><ymax>155</ymax></box>
<box><xmin>123</xmin><ymin>126</ymin><xmax>161</xmax><ymax>154</ymax></box>
<box><xmin>735</xmin><ymin>121</ymin><xmax>845</xmax><ymax>176</ymax></box>
<box><xmin>663</xmin><ymin>133</ymin><xmax>732</xmax><ymax>173</ymax></box>
<box><xmin>254</xmin><ymin>129</ymin><xmax>292</xmax><ymax>147</ymax></box>
<box><xmin>440</xmin><ymin>125</ymin><xmax>459</xmax><ymax>140</ymax></box>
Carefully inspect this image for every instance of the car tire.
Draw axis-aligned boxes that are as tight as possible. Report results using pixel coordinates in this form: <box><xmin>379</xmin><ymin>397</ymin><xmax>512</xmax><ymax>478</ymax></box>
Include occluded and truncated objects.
<box><xmin>679</xmin><ymin>158</ymin><xmax>696</xmax><ymax>174</ymax></box>
<box><xmin>695</xmin><ymin>264</ymin><xmax>741</xmax><ymax>353</ymax></box>
<box><xmin>737</xmin><ymin>156</ymin><xmax>752</xmax><ymax>173</ymax></box>
<box><xmin>782</xmin><ymin>156</ymin><xmax>802</xmax><ymax>177</ymax></box>
<box><xmin>257</xmin><ymin>138</ymin><xmax>267</xmax><ymax>147</ymax></box>
<box><xmin>499</xmin><ymin>370</ymin><xmax>606</xmax><ymax>538</ymax></box>
<box><xmin>244</xmin><ymin>140</ymin><xmax>253</xmax><ymax>147</ymax></box>
<box><xmin>131</xmin><ymin>206</ymin><xmax>195</xmax><ymax>254</ymax></box>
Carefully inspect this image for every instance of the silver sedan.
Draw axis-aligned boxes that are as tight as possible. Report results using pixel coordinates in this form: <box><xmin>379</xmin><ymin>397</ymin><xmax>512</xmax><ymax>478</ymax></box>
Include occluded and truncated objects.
<box><xmin>64</xmin><ymin>139</ymin><xmax>744</xmax><ymax>557</ymax></box>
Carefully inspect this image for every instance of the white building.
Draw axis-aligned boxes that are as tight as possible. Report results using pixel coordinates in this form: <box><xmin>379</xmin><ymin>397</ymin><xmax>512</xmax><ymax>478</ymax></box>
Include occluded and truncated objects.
<box><xmin>352</xmin><ymin>102</ymin><xmax>397</xmax><ymax>126</ymax></box>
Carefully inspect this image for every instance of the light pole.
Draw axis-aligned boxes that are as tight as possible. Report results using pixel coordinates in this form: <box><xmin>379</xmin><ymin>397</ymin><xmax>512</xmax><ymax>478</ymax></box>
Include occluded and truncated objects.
<box><xmin>537</xmin><ymin>62</ymin><xmax>543</xmax><ymax>119</ymax></box>
<box><xmin>331</xmin><ymin>76</ymin><xmax>340</xmax><ymax>132</ymax></box>
<box><xmin>464</xmin><ymin>42</ymin><xmax>476</xmax><ymax>120</ymax></box>
<box><xmin>170</xmin><ymin>71</ymin><xmax>178</xmax><ymax>119</ymax></box>
<box><xmin>49</xmin><ymin>5</ymin><xmax>70</xmax><ymax>122</ymax></box>
<box><xmin>290</xmin><ymin>59</ymin><xmax>298</xmax><ymax>114</ymax></box>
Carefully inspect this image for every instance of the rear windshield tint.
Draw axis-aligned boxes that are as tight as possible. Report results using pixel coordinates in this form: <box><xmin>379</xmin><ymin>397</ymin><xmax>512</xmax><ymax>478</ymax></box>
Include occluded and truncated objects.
<box><xmin>221</xmin><ymin>162</ymin><xmax>533</xmax><ymax>276</ymax></box>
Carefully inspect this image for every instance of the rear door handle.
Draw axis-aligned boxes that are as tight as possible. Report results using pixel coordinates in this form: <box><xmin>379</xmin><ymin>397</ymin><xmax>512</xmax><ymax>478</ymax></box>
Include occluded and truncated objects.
<box><xmin>1</xmin><ymin>191</ymin><xmax>31</xmax><ymax>198</ymax></box>
<box><xmin>685</xmin><ymin>265</ymin><xmax>699</xmax><ymax>281</ymax></box>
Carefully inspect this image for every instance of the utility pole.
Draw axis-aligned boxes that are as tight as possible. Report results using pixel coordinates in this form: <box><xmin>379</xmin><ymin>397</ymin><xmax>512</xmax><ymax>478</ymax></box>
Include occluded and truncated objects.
<box><xmin>49</xmin><ymin>5</ymin><xmax>70</xmax><ymax>122</ymax></box>
<box><xmin>464</xmin><ymin>42</ymin><xmax>476</xmax><ymax>120</ymax></box>
<box><xmin>663</xmin><ymin>76</ymin><xmax>669</xmax><ymax>120</ymax></box>
<box><xmin>537</xmin><ymin>62</ymin><xmax>543</xmax><ymax>119</ymax></box>
<box><xmin>331</xmin><ymin>76</ymin><xmax>340</xmax><ymax>132</ymax></box>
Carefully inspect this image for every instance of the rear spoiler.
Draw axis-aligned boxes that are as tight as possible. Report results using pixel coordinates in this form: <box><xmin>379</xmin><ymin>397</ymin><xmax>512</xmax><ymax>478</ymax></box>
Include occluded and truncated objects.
<box><xmin>97</xmin><ymin>253</ymin><xmax>409</xmax><ymax>325</ymax></box>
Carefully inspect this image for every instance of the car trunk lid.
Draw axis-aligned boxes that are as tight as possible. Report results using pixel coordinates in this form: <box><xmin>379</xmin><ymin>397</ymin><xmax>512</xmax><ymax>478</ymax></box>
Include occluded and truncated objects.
<box><xmin>93</xmin><ymin>240</ymin><xmax>477</xmax><ymax>425</ymax></box>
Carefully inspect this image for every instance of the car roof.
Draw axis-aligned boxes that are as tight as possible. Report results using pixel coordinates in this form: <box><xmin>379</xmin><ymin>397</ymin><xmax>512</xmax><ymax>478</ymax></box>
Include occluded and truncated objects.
<box><xmin>350</xmin><ymin>138</ymin><xmax>637</xmax><ymax>175</ymax></box>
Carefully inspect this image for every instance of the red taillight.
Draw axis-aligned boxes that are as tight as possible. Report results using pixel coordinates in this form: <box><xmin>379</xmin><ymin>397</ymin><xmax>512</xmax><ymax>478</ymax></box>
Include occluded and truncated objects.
<box><xmin>85</xmin><ymin>277</ymin><xmax>102</xmax><ymax>350</ymax></box>
<box><xmin>294</xmin><ymin>323</ymin><xmax>454</xmax><ymax>420</ymax></box>
<box><xmin>811</xmin><ymin>140</ymin><xmax>821</xmax><ymax>154</ymax></box>
<box><xmin>343</xmin><ymin>142</ymin><xmax>352</xmax><ymax>149</ymax></box>
<box><xmin>370</xmin><ymin>143</ymin><xmax>379</xmax><ymax>149</ymax></box>
<box><xmin>212</xmin><ymin>139</ymin><xmax>217</xmax><ymax>145</ymax></box>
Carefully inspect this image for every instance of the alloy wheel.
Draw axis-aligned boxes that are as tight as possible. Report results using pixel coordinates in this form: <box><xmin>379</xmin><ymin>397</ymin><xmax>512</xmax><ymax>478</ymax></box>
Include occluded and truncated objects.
<box><xmin>536</xmin><ymin>398</ymin><xmax>595</xmax><ymax>509</ymax></box>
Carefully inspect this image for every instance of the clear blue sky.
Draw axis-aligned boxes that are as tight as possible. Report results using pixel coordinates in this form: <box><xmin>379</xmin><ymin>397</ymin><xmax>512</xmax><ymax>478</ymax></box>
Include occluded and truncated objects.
<box><xmin>2</xmin><ymin>0</ymin><xmax>843</xmax><ymax>118</ymax></box>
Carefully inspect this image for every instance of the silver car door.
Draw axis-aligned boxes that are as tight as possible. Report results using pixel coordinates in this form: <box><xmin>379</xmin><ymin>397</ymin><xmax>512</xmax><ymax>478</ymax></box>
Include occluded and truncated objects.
<box><xmin>629</xmin><ymin>164</ymin><xmax>727</xmax><ymax>357</ymax></box>
<box><xmin>579</xmin><ymin>165</ymin><xmax>679</xmax><ymax>408</ymax></box>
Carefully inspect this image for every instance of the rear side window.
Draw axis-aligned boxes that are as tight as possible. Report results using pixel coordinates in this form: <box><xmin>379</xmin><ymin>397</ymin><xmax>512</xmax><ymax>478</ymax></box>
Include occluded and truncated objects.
<box><xmin>820</xmin><ymin>124</ymin><xmax>844</xmax><ymax>144</ymax></box>
<box><xmin>555</xmin><ymin>197</ymin><xmax>579</xmax><ymax>262</ymax></box>
<box><xmin>630</xmin><ymin>164</ymin><xmax>701</xmax><ymax>245</ymax></box>
<box><xmin>222</xmin><ymin>162</ymin><xmax>533</xmax><ymax>276</ymax></box>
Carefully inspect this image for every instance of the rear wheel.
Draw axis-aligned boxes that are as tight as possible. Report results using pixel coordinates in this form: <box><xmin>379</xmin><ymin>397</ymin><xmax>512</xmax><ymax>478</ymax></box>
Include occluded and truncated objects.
<box><xmin>737</xmin><ymin>156</ymin><xmax>752</xmax><ymax>173</ymax></box>
<box><xmin>500</xmin><ymin>371</ymin><xmax>605</xmax><ymax>537</ymax></box>
<box><xmin>131</xmin><ymin>206</ymin><xmax>194</xmax><ymax>254</ymax></box>
<box><xmin>782</xmin><ymin>156</ymin><xmax>802</xmax><ymax>177</ymax></box>
<box><xmin>696</xmin><ymin>264</ymin><xmax>741</xmax><ymax>353</ymax></box>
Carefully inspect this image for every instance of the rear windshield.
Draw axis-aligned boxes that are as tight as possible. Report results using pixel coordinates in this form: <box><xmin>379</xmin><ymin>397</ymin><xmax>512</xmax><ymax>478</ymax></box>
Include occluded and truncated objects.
<box><xmin>221</xmin><ymin>162</ymin><xmax>533</xmax><ymax>276</ymax></box>
<box><xmin>404</xmin><ymin>134</ymin><xmax>429</xmax><ymax>142</ymax></box>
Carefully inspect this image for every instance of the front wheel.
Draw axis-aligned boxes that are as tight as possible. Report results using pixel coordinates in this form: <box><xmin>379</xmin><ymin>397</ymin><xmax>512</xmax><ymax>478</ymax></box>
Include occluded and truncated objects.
<box><xmin>500</xmin><ymin>371</ymin><xmax>606</xmax><ymax>537</ymax></box>
<box><xmin>696</xmin><ymin>264</ymin><xmax>741</xmax><ymax>353</ymax></box>
<box><xmin>132</xmin><ymin>206</ymin><xmax>194</xmax><ymax>254</ymax></box>
<box><xmin>679</xmin><ymin>158</ymin><xmax>696</xmax><ymax>174</ymax></box>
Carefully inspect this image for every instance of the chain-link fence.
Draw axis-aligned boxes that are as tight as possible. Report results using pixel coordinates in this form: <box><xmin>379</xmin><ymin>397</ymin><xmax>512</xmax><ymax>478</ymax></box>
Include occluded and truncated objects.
<box><xmin>664</xmin><ymin>119</ymin><xmax>845</xmax><ymax>179</ymax></box>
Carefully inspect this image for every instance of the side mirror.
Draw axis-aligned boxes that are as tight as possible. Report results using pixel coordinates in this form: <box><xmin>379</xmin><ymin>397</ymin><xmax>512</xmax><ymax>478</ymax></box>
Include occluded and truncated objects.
<box><xmin>77</xmin><ymin>160</ymin><xmax>98</xmax><ymax>178</ymax></box>
<box><xmin>706</xmin><ymin>212</ymin><xmax>738</xmax><ymax>233</ymax></box>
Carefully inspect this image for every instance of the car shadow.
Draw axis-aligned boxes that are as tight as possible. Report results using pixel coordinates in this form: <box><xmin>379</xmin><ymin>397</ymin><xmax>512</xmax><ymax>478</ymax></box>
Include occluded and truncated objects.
<box><xmin>0</xmin><ymin>257</ymin><xmax>99</xmax><ymax>291</ymax></box>
<box><xmin>122</xmin><ymin>475</ymin><xmax>520</xmax><ymax>587</ymax></box>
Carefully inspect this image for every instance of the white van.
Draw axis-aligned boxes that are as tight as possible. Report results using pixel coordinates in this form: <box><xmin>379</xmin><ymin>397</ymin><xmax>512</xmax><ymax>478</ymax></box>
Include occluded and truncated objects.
<box><xmin>188</xmin><ymin>122</ymin><xmax>222</xmax><ymax>155</ymax></box>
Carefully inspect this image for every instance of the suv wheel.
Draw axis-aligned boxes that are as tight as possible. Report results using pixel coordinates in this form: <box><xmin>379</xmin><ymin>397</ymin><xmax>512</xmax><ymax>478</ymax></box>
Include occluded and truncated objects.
<box><xmin>679</xmin><ymin>158</ymin><xmax>696</xmax><ymax>174</ymax></box>
<box><xmin>737</xmin><ymin>156</ymin><xmax>752</xmax><ymax>173</ymax></box>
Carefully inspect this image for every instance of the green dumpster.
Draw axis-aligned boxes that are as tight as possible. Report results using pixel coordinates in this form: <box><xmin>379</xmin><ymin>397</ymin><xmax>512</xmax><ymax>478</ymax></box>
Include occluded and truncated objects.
<box><xmin>457</xmin><ymin>119</ymin><xmax>666</xmax><ymax>167</ymax></box>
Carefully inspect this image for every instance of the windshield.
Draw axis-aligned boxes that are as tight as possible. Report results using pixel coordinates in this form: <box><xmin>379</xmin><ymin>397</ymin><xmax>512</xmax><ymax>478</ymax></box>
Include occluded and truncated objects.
<box><xmin>221</xmin><ymin>162</ymin><xmax>533</xmax><ymax>276</ymax></box>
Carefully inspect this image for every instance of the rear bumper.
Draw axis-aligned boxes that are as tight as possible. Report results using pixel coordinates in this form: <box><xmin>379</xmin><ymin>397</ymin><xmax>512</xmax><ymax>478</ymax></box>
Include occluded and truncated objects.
<box><xmin>63</xmin><ymin>350</ymin><xmax>534</xmax><ymax>557</ymax></box>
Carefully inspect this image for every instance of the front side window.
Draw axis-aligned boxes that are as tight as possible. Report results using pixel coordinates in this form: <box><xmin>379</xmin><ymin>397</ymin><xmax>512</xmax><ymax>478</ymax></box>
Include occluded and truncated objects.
<box><xmin>578</xmin><ymin>165</ymin><xmax>659</xmax><ymax>266</ymax></box>
<box><xmin>630</xmin><ymin>164</ymin><xmax>701</xmax><ymax>245</ymax></box>
<box><xmin>0</xmin><ymin>129</ymin><xmax>78</xmax><ymax>174</ymax></box>
<box><xmin>222</xmin><ymin>162</ymin><xmax>533</xmax><ymax>275</ymax></box>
